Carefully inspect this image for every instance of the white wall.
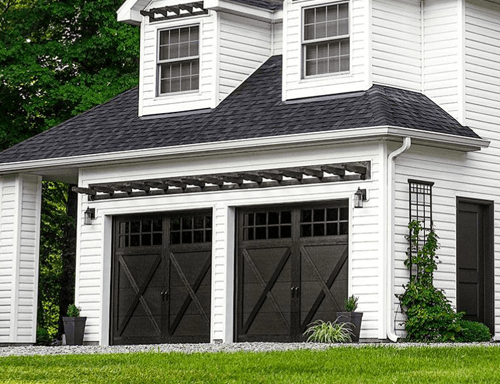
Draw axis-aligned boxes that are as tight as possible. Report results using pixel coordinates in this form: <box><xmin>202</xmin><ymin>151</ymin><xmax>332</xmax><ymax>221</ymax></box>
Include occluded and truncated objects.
<box><xmin>372</xmin><ymin>0</ymin><xmax>422</xmax><ymax>92</ymax></box>
<box><xmin>218</xmin><ymin>12</ymin><xmax>272</xmax><ymax>102</ymax></box>
<box><xmin>282</xmin><ymin>0</ymin><xmax>369</xmax><ymax>100</ymax></box>
<box><xmin>75</xmin><ymin>141</ymin><xmax>384</xmax><ymax>344</ymax></box>
<box><xmin>0</xmin><ymin>174</ymin><xmax>41</xmax><ymax>344</ymax></box>
<box><xmin>464</xmin><ymin>0</ymin><xmax>500</xmax><ymax>338</ymax></box>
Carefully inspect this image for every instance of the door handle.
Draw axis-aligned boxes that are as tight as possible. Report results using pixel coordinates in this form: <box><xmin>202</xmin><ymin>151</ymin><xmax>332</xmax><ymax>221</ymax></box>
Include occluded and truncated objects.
<box><xmin>291</xmin><ymin>286</ymin><xmax>300</xmax><ymax>298</ymax></box>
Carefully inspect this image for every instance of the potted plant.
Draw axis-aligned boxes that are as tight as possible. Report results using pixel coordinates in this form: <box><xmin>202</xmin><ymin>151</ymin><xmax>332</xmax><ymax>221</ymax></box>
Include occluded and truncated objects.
<box><xmin>62</xmin><ymin>304</ymin><xmax>86</xmax><ymax>345</ymax></box>
<box><xmin>336</xmin><ymin>295</ymin><xmax>363</xmax><ymax>342</ymax></box>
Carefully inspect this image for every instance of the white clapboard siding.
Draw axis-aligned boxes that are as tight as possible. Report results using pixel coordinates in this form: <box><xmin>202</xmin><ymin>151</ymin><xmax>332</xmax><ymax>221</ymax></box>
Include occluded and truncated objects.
<box><xmin>465</xmin><ymin>0</ymin><xmax>500</xmax><ymax>338</ymax></box>
<box><xmin>393</xmin><ymin>140</ymin><xmax>500</xmax><ymax>337</ymax></box>
<box><xmin>139</xmin><ymin>12</ymin><xmax>217</xmax><ymax>116</ymax></box>
<box><xmin>0</xmin><ymin>174</ymin><xmax>41</xmax><ymax>344</ymax></box>
<box><xmin>372</xmin><ymin>0</ymin><xmax>422</xmax><ymax>92</ymax></box>
<box><xmin>283</xmin><ymin>0</ymin><xmax>368</xmax><ymax>101</ymax></box>
<box><xmin>218</xmin><ymin>12</ymin><xmax>272</xmax><ymax>102</ymax></box>
<box><xmin>423</xmin><ymin>0</ymin><xmax>461</xmax><ymax>120</ymax></box>
<box><xmin>76</xmin><ymin>142</ymin><xmax>383</xmax><ymax>343</ymax></box>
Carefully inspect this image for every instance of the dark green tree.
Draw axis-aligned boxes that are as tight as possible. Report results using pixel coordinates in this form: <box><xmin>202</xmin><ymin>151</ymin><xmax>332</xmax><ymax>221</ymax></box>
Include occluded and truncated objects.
<box><xmin>0</xmin><ymin>0</ymin><xmax>140</xmax><ymax>340</ymax></box>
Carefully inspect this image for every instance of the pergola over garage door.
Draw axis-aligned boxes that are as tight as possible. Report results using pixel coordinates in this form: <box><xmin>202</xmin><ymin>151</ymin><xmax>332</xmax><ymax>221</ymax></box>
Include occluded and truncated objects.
<box><xmin>236</xmin><ymin>201</ymin><xmax>348</xmax><ymax>342</ymax></box>
<box><xmin>111</xmin><ymin>210</ymin><xmax>212</xmax><ymax>345</ymax></box>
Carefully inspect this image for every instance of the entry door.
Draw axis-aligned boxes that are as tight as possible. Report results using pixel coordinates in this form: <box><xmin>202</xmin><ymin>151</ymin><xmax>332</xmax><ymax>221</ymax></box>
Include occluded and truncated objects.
<box><xmin>457</xmin><ymin>199</ymin><xmax>493</xmax><ymax>333</ymax></box>
<box><xmin>236</xmin><ymin>202</ymin><xmax>349</xmax><ymax>342</ymax></box>
<box><xmin>111</xmin><ymin>211</ymin><xmax>212</xmax><ymax>345</ymax></box>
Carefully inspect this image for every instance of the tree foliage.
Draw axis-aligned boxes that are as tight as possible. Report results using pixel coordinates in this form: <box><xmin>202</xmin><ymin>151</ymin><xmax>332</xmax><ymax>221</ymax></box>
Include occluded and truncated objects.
<box><xmin>0</xmin><ymin>0</ymin><xmax>140</xmax><ymax>149</ymax></box>
<box><xmin>1</xmin><ymin>0</ymin><xmax>140</xmax><ymax>341</ymax></box>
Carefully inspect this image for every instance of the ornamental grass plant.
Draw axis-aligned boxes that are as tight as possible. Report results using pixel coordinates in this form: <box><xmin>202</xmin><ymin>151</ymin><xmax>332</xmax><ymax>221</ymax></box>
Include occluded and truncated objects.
<box><xmin>304</xmin><ymin>319</ymin><xmax>353</xmax><ymax>343</ymax></box>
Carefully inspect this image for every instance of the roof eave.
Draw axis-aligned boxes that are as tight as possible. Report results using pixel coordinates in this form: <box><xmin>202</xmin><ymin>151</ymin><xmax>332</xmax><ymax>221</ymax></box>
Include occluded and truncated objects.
<box><xmin>0</xmin><ymin>126</ymin><xmax>489</xmax><ymax>181</ymax></box>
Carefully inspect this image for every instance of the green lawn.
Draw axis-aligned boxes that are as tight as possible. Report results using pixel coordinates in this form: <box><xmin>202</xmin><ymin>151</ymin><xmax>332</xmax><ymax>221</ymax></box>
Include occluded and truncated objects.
<box><xmin>0</xmin><ymin>346</ymin><xmax>499</xmax><ymax>383</ymax></box>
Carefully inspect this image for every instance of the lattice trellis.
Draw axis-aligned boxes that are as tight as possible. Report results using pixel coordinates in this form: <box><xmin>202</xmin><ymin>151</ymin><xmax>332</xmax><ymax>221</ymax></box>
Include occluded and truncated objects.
<box><xmin>408</xmin><ymin>179</ymin><xmax>434</xmax><ymax>279</ymax></box>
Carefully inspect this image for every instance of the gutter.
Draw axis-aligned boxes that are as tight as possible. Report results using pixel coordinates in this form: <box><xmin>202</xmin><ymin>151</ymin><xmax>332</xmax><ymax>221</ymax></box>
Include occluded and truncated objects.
<box><xmin>0</xmin><ymin>126</ymin><xmax>488</xmax><ymax>176</ymax></box>
<box><xmin>386</xmin><ymin>137</ymin><xmax>412</xmax><ymax>342</ymax></box>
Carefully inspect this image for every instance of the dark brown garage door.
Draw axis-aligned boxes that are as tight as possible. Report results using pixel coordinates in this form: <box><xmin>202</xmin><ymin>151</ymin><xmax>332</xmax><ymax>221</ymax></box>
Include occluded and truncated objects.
<box><xmin>111</xmin><ymin>211</ymin><xmax>212</xmax><ymax>345</ymax></box>
<box><xmin>236</xmin><ymin>201</ymin><xmax>348</xmax><ymax>342</ymax></box>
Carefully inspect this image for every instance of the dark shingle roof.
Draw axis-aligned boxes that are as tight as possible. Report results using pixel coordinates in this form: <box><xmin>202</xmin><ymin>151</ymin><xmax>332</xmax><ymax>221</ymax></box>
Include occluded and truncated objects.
<box><xmin>0</xmin><ymin>55</ymin><xmax>480</xmax><ymax>164</ymax></box>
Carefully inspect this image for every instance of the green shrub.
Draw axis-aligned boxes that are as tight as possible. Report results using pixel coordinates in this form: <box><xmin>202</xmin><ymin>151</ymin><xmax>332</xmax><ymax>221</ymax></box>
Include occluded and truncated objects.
<box><xmin>304</xmin><ymin>319</ymin><xmax>353</xmax><ymax>343</ymax></box>
<box><xmin>398</xmin><ymin>221</ymin><xmax>463</xmax><ymax>342</ymax></box>
<box><xmin>456</xmin><ymin>320</ymin><xmax>491</xmax><ymax>342</ymax></box>
<box><xmin>66</xmin><ymin>304</ymin><xmax>81</xmax><ymax>317</ymax></box>
<box><xmin>36</xmin><ymin>327</ymin><xmax>52</xmax><ymax>346</ymax></box>
<box><xmin>344</xmin><ymin>295</ymin><xmax>358</xmax><ymax>312</ymax></box>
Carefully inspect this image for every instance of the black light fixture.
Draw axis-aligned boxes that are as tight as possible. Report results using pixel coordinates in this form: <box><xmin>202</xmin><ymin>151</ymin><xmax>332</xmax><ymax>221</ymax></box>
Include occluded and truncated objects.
<box><xmin>84</xmin><ymin>207</ymin><xmax>96</xmax><ymax>225</ymax></box>
<box><xmin>354</xmin><ymin>188</ymin><xmax>367</xmax><ymax>209</ymax></box>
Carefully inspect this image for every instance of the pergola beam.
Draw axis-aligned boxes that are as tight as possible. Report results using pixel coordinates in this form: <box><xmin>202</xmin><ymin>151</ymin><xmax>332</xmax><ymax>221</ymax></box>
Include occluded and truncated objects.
<box><xmin>73</xmin><ymin>162</ymin><xmax>371</xmax><ymax>200</ymax></box>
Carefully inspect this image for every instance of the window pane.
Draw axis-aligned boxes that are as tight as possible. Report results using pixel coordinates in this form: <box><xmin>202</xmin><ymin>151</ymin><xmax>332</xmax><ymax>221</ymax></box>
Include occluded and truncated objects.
<box><xmin>181</xmin><ymin>62</ymin><xmax>191</xmax><ymax>76</ymax></box>
<box><xmin>160</xmin><ymin>30</ymin><xmax>169</xmax><ymax>45</ymax></box>
<box><xmin>179</xmin><ymin>42</ymin><xmax>189</xmax><ymax>57</ymax></box>
<box><xmin>305</xmin><ymin>8</ymin><xmax>315</xmax><ymax>24</ymax></box>
<box><xmin>160</xmin><ymin>79</ymin><xmax>170</xmax><ymax>94</ymax></box>
<box><xmin>159</xmin><ymin>46</ymin><xmax>169</xmax><ymax>60</ymax></box>
<box><xmin>316</xmin><ymin>6</ymin><xmax>326</xmax><ymax>22</ymax></box>
<box><xmin>171</xmin><ymin>63</ymin><xmax>181</xmax><ymax>78</ymax></box>
<box><xmin>180</xmin><ymin>76</ymin><xmax>191</xmax><ymax>91</ymax></box>
<box><xmin>341</xmin><ymin>39</ymin><xmax>350</xmax><ymax>54</ymax></box>
<box><xmin>326</xmin><ymin>21</ymin><xmax>337</xmax><ymax>37</ymax></box>
<box><xmin>170</xmin><ymin>29</ymin><xmax>179</xmax><ymax>44</ymax></box>
<box><xmin>339</xmin><ymin>3</ymin><xmax>348</xmax><ymax>18</ymax></box>
<box><xmin>306</xmin><ymin>45</ymin><xmax>317</xmax><ymax>60</ymax></box>
<box><xmin>191</xmin><ymin>75</ymin><xmax>199</xmax><ymax>90</ymax></box>
<box><xmin>190</xmin><ymin>42</ymin><xmax>198</xmax><ymax>56</ymax></box>
<box><xmin>180</xmin><ymin>27</ymin><xmax>190</xmax><ymax>42</ymax></box>
<box><xmin>316</xmin><ymin>22</ymin><xmax>326</xmax><ymax>39</ymax></box>
<box><xmin>329</xmin><ymin>57</ymin><xmax>340</xmax><ymax>72</ymax></box>
<box><xmin>340</xmin><ymin>56</ymin><xmax>349</xmax><ymax>72</ymax></box>
<box><xmin>327</xmin><ymin>5</ymin><xmax>338</xmax><ymax>21</ymax></box>
<box><xmin>317</xmin><ymin>58</ymin><xmax>328</xmax><ymax>74</ymax></box>
<box><xmin>190</xmin><ymin>26</ymin><xmax>199</xmax><ymax>41</ymax></box>
<box><xmin>169</xmin><ymin>44</ymin><xmax>179</xmax><ymax>59</ymax></box>
<box><xmin>192</xmin><ymin>60</ymin><xmax>199</xmax><ymax>74</ymax></box>
<box><xmin>317</xmin><ymin>43</ymin><xmax>328</xmax><ymax>58</ymax></box>
<box><xmin>304</xmin><ymin>25</ymin><xmax>315</xmax><ymax>41</ymax></box>
<box><xmin>338</xmin><ymin>19</ymin><xmax>348</xmax><ymax>35</ymax></box>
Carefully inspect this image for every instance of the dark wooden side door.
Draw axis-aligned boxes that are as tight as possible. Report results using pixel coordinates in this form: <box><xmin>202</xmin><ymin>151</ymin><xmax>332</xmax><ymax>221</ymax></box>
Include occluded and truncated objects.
<box><xmin>236</xmin><ymin>202</ymin><xmax>348</xmax><ymax>342</ymax></box>
<box><xmin>111</xmin><ymin>211</ymin><xmax>212</xmax><ymax>345</ymax></box>
<box><xmin>457</xmin><ymin>198</ymin><xmax>494</xmax><ymax>333</ymax></box>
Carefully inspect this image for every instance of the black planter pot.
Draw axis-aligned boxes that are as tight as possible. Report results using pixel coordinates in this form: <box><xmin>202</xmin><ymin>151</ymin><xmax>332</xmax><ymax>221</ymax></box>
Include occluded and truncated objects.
<box><xmin>336</xmin><ymin>312</ymin><xmax>363</xmax><ymax>342</ymax></box>
<box><xmin>63</xmin><ymin>317</ymin><xmax>87</xmax><ymax>345</ymax></box>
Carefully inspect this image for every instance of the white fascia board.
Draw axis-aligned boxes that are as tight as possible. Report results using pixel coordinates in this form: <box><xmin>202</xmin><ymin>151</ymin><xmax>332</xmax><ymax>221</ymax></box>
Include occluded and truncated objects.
<box><xmin>204</xmin><ymin>0</ymin><xmax>282</xmax><ymax>21</ymax></box>
<box><xmin>117</xmin><ymin>0</ymin><xmax>150</xmax><ymax>25</ymax></box>
<box><xmin>0</xmin><ymin>126</ymin><xmax>489</xmax><ymax>176</ymax></box>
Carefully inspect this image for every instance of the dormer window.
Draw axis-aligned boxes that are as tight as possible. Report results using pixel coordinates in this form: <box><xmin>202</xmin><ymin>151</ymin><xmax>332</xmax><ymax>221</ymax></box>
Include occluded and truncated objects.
<box><xmin>303</xmin><ymin>2</ymin><xmax>349</xmax><ymax>77</ymax></box>
<box><xmin>158</xmin><ymin>25</ymin><xmax>199</xmax><ymax>95</ymax></box>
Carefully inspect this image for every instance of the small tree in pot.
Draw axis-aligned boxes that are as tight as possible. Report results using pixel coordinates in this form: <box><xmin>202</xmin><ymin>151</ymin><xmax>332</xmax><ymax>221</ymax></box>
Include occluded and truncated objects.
<box><xmin>336</xmin><ymin>295</ymin><xmax>363</xmax><ymax>342</ymax></box>
<box><xmin>62</xmin><ymin>304</ymin><xmax>86</xmax><ymax>345</ymax></box>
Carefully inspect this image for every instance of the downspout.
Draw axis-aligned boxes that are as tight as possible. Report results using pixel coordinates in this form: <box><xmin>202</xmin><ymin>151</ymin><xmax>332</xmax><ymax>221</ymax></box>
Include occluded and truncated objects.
<box><xmin>386</xmin><ymin>137</ymin><xmax>412</xmax><ymax>342</ymax></box>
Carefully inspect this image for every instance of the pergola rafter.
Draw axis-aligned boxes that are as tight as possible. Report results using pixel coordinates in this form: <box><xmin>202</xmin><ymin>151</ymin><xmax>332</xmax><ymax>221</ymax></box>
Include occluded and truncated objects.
<box><xmin>140</xmin><ymin>2</ymin><xmax>208</xmax><ymax>22</ymax></box>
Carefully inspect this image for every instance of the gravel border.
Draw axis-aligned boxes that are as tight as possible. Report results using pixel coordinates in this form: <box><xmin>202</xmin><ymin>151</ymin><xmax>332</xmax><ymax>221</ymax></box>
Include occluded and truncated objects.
<box><xmin>0</xmin><ymin>342</ymin><xmax>498</xmax><ymax>357</ymax></box>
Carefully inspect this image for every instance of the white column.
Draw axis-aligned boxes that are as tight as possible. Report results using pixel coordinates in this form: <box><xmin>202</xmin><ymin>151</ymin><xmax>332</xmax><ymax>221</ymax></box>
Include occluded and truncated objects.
<box><xmin>210</xmin><ymin>203</ymin><xmax>235</xmax><ymax>343</ymax></box>
<box><xmin>0</xmin><ymin>174</ymin><xmax>42</xmax><ymax>344</ymax></box>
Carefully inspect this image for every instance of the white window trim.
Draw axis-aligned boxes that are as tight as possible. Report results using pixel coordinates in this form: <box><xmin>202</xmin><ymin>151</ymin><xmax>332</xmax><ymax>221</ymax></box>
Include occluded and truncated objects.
<box><xmin>156</xmin><ymin>23</ymin><xmax>201</xmax><ymax>97</ymax></box>
<box><xmin>301</xmin><ymin>1</ymin><xmax>351</xmax><ymax>79</ymax></box>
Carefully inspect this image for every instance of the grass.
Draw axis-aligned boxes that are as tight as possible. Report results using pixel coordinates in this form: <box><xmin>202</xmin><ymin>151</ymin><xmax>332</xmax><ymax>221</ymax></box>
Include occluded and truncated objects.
<box><xmin>0</xmin><ymin>345</ymin><xmax>499</xmax><ymax>383</ymax></box>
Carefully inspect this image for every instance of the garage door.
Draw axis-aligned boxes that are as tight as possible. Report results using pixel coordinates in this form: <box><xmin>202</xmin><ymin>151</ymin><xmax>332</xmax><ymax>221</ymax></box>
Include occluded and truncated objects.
<box><xmin>111</xmin><ymin>211</ymin><xmax>212</xmax><ymax>345</ymax></box>
<box><xmin>236</xmin><ymin>202</ymin><xmax>348</xmax><ymax>342</ymax></box>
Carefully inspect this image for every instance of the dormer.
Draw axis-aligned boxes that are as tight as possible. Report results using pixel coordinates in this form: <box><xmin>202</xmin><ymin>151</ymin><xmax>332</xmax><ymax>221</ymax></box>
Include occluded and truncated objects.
<box><xmin>282</xmin><ymin>0</ymin><xmax>369</xmax><ymax>100</ymax></box>
<box><xmin>118</xmin><ymin>0</ymin><xmax>283</xmax><ymax>116</ymax></box>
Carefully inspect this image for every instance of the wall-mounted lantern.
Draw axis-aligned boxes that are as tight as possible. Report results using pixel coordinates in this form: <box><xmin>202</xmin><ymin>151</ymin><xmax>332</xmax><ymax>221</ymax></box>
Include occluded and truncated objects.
<box><xmin>354</xmin><ymin>188</ymin><xmax>367</xmax><ymax>209</ymax></box>
<box><xmin>84</xmin><ymin>207</ymin><xmax>96</xmax><ymax>225</ymax></box>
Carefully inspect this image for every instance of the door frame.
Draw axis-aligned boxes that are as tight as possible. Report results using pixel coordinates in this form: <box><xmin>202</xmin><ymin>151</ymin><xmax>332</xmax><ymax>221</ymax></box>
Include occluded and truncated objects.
<box><xmin>456</xmin><ymin>197</ymin><xmax>494</xmax><ymax>334</ymax></box>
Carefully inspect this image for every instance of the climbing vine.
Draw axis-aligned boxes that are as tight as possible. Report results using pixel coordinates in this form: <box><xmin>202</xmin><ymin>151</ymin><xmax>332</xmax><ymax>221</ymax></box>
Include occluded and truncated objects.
<box><xmin>398</xmin><ymin>221</ymin><xmax>462</xmax><ymax>342</ymax></box>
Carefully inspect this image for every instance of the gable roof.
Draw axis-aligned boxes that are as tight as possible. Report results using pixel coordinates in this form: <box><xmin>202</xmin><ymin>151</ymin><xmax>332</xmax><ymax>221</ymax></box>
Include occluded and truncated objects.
<box><xmin>0</xmin><ymin>55</ymin><xmax>483</xmax><ymax>165</ymax></box>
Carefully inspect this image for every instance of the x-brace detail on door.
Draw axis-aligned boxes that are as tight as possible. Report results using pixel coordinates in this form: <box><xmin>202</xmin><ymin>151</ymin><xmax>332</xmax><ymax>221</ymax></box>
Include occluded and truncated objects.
<box><xmin>242</xmin><ymin>248</ymin><xmax>292</xmax><ymax>334</ymax></box>
<box><xmin>300</xmin><ymin>246</ymin><xmax>348</xmax><ymax>331</ymax></box>
<box><xmin>116</xmin><ymin>254</ymin><xmax>162</xmax><ymax>336</ymax></box>
<box><xmin>168</xmin><ymin>252</ymin><xmax>211</xmax><ymax>333</ymax></box>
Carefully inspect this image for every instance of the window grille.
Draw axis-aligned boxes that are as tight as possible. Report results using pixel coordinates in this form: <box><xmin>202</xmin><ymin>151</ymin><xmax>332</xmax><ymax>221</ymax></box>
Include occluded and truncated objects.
<box><xmin>408</xmin><ymin>179</ymin><xmax>434</xmax><ymax>278</ymax></box>
<box><xmin>303</xmin><ymin>2</ymin><xmax>350</xmax><ymax>77</ymax></box>
<box><xmin>158</xmin><ymin>25</ymin><xmax>199</xmax><ymax>94</ymax></box>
